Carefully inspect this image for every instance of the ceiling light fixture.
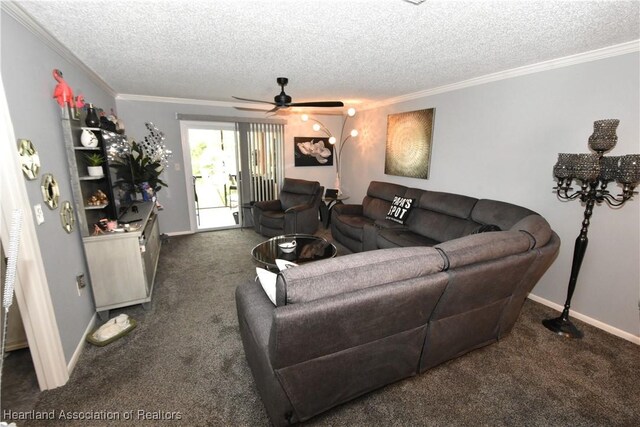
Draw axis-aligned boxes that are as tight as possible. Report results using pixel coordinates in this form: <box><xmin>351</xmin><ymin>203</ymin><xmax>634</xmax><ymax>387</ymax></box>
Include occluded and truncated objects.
<box><xmin>402</xmin><ymin>0</ymin><xmax>427</xmax><ymax>5</ymax></box>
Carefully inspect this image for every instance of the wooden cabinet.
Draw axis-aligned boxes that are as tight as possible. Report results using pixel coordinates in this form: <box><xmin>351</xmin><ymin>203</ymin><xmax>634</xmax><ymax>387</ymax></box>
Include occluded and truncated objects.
<box><xmin>83</xmin><ymin>202</ymin><xmax>160</xmax><ymax>320</ymax></box>
<box><xmin>61</xmin><ymin>106</ymin><xmax>161</xmax><ymax>320</ymax></box>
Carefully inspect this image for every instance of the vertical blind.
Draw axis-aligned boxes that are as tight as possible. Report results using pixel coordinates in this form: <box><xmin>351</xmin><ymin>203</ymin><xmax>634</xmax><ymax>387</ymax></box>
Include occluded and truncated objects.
<box><xmin>245</xmin><ymin>122</ymin><xmax>284</xmax><ymax>202</ymax></box>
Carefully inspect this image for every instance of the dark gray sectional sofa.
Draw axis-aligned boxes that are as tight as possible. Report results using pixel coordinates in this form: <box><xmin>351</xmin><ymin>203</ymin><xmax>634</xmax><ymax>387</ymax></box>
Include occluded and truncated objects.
<box><xmin>236</xmin><ymin>181</ymin><xmax>560</xmax><ymax>425</ymax></box>
<box><xmin>332</xmin><ymin>180</ymin><xmax>543</xmax><ymax>253</ymax></box>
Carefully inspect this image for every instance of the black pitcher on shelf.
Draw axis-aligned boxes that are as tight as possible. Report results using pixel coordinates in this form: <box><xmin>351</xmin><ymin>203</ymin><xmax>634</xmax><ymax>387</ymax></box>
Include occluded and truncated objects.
<box><xmin>84</xmin><ymin>103</ymin><xmax>100</xmax><ymax>127</ymax></box>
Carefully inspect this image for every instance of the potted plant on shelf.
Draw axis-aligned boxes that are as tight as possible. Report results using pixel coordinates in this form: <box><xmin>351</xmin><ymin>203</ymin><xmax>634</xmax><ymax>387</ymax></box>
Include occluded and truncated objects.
<box><xmin>110</xmin><ymin>140</ymin><xmax>167</xmax><ymax>201</ymax></box>
<box><xmin>85</xmin><ymin>153</ymin><xmax>105</xmax><ymax>177</ymax></box>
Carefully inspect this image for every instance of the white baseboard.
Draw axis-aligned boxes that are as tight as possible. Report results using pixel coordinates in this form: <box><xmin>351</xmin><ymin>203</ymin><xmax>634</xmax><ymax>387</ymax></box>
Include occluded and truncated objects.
<box><xmin>527</xmin><ymin>294</ymin><xmax>640</xmax><ymax>345</ymax></box>
<box><xmin>164</xmin><ymin>230</ymin><xmax>193</xmax><ymax>237</ymax></box>
<box><xmin>67</xmin><ymin>313</ymin><xmax>97</xmax><ymax>373</ymax></box>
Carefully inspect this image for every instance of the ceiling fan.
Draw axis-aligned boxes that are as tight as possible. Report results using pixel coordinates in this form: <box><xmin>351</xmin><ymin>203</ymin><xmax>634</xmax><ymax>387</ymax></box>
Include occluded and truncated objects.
<box><xmin>233</xmin><ymin>77</ymin><xmax>344</xmax><ymax>113</ymax></box>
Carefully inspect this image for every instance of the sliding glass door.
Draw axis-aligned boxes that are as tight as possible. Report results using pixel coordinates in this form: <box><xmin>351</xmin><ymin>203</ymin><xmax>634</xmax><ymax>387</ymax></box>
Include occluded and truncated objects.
<box><xmin>180</xmin><ymin>118</ymin><xmax>285</xmax><ymax>232</ymax></box>
<box><xmin>181</xmin><ymin>121</ymin><xmax>240</xmax><ymax>231</ymax></box>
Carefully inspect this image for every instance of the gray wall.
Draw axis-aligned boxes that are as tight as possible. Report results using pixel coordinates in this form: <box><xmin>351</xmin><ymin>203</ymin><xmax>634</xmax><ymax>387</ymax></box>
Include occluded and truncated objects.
<box><xmin>1</xmin><ymin>11</ymin><xmax>116</xmax><ymax>362</ymax></box>
<box><xmin>343</xmin><ymin>53</ymin><xmax>640</xmax><ymax>337</ymax></box>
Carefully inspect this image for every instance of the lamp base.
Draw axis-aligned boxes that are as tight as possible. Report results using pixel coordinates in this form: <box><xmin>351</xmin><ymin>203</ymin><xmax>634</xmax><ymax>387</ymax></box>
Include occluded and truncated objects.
<box><xmin>542</xmin><ymin>316</ymin><xmax>584</xmax><ymax>339</ymax></box>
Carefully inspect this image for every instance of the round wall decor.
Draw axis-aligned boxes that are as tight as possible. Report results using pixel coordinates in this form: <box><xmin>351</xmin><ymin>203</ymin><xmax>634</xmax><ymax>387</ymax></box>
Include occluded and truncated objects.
<box><xmin>41</xmin><ymin>173</ymin><xmax>60</xmax><ymax>210</ymax></box>
<box><xmin>18</xmin><ymin>139</ymin><xmax>40</xmax><ymax>180</ymax></box>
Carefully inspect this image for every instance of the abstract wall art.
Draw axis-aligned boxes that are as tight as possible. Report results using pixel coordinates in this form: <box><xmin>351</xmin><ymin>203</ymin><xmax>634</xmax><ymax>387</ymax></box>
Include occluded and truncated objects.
<box><xmin>384</xmin><ymin>108</ymin><xmax>435</xmax><ymax>179</ymax></box>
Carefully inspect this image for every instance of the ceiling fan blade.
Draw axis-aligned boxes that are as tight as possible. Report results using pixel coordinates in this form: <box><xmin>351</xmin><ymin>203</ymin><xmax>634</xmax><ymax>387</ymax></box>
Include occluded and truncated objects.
<box><xmin>233</xmin><ymin>106</ymin><xmax>272</xmax><ymax>112</ymax></box>
<box><xmin>288</xmin><ymin>101</ymin><xmax>344</xmax><ymax>108</ymax></box>
<box><xmin>266</xmin><ymin>105</ymin><xmax>282</xmax><ymax>113</ymax></box>
<box><xmin>232</xmin><ymin>96</ymin><xmax>277</xmax><ymax>105</ymax></box>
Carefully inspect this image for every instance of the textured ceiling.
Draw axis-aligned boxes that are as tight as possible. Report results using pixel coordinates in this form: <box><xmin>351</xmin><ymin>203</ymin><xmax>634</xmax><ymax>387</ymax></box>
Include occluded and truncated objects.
<box><xmin>13</xmin><ymin>0</ymin><xmax>640</xmax><ymax>108</ymax></box>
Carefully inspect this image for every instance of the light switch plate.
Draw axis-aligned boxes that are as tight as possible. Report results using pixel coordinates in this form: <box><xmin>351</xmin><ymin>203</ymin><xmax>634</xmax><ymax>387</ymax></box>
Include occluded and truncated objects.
<box><xmin>34</xmin><ymin>204</ymin><xmax>44</xmax><ymax>225</ymax></box>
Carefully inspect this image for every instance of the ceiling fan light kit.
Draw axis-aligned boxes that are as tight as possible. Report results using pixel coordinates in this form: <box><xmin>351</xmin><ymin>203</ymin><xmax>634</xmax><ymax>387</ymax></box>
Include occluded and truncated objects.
<box><xmin>233</xmin><ymin>77</ymin><xmax>344</xmax><ymax>113</ymax></box>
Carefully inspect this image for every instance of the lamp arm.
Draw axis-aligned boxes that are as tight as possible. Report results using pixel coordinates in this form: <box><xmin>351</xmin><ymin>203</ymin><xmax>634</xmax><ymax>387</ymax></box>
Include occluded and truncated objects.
<box><xmin>307</xmin><ymin>118</ymin><xmax>332</xmax><ymax>138</ymax></box>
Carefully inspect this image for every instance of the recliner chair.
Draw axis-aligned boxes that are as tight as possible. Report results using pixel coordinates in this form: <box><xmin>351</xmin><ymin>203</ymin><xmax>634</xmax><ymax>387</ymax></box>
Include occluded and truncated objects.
<box><xmin>252</xmin><ymin>178</ymin><xmax>324</xmax><ymax>237</ymax></box>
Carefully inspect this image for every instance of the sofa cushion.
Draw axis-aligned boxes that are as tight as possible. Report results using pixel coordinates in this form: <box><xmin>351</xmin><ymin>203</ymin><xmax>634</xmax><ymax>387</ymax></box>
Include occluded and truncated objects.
<box><xmin>471</xmin><ymin>224</ymin><xmax>501</xmax><ymax>234</ymax></box>
<box><xmin>279</xmin><ymin>179</ymin><xmax>320</xmax><ymax>211</ymax></box>
<box><xmin>408</xmin><ymin>189</ymin><xmax>478</xmax><ymax>219</ymax></box>
<box><xmin>435</xmin><ymin>231</ymin><xmax>532</xmax><ymax>270</ymax></box>
<box><xmin>275</xmin><ymin>247</ymin><xmax>446</xmax><ymax>305</ymax></box>
<box><xmin>406</xmin><ymin>208</ymin><xmax>479</xmax><ymax>243</ymax></box>
<box><xmin>377</xmin><ymin>228</ymin><xmax>439</xmax><ymax>249</ymax></box>
<box><xmin>333</xmin><ymin>214</ymin><xmax>375</xmax><ymax>242</ymax></box>
<box><xmin>385</xmin><ymin>195</ymin><xmax>415</xmax><ymax>224</ymax></box>
<box><xmin>260</xmin><ymin>210</ymin><xmax>285</xmax><ymax>229</ymax></box>
<box><xmin>367</xmin><ymin>181</ymin><xmax>408</xmax><ymax>201</ymax></box>
<box><xmin>471</xmin><ymin>199</ymin><xmax>534</xmax><ymax>231</ymax></box>
<box><xmin>362</xmin><ymin>182</ymin><xmax>408</xmax><ymax>220</ymax></box>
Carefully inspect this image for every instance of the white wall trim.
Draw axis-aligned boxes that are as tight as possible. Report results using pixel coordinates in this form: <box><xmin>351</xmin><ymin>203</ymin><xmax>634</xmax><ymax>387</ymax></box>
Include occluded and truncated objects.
<box><xmin>0</xmin><ymin>77</ymin><xmax>69</xmax><ymax>390</ymax></box>
<box><xmin>179</xmin><ymin>121</ymin><xmax>198</xmax><ymax>234</ymax></box>
<box><xmin>366</xmin><ymin>40</ymin><xmax>640</xmax><ymax>110</ymax></box>
<box><xmin>164</xmin><ymin>230</ymin><xmax>194</xmax><ymax>237</ymax></box>
<box><xmin>118</xmin><ymin>93</ymin><xmax>253</xmax><ymax>108</ymax></box>
<box><xmin>67</xmin><ymin>313</ymin><xmax>96</xmax><ymax>373</ymax></box>
<box><xmin>527</xmin><ymin>294</ymin><xmax>640</xmax><ymax>345</ymax></box>
<box><xmin>1</xmin><ymin>1</ymin><xmax>116</xmax><ymax>98</ymax></box>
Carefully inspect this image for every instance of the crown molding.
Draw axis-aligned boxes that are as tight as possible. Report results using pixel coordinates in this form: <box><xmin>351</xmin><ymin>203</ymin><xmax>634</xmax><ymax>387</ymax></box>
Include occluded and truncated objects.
<box><xmin>116</xmin><ymin>93</ymin><xmax>243</xmax><ymax>108</ymax></box>
<box><xmin>367</xmin><ymin>40</ymin><xmax>640</xmax><ymax>110</ymax></box>
<box><xmin>1</xmin><ymin>1</ymin><xmax>116</xmax><ymax>97</ymax></box>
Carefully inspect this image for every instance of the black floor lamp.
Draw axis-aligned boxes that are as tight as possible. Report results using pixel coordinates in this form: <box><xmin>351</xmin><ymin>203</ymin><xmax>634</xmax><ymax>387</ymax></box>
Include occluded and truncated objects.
<box><xmin>544</xmin><ymin>119</ymin><xmax>639</xmax><ymax>338</ymax></box>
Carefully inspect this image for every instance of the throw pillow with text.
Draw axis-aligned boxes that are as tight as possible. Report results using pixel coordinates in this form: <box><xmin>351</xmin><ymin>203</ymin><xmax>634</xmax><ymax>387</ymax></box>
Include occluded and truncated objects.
<box><xmin>386</xmin><ymin>195</ymin><xmax>415</xmax><ymax>224</ymax></box>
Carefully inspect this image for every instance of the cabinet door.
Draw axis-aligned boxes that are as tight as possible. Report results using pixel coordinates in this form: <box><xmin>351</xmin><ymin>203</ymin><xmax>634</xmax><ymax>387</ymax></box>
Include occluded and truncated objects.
<box><xmin>84</xmin><ymin>236</ymin><xmax>147</xmax><ymax>309</ymax></box>
<box><xmin>142</xmin><ymin>214</ymin><xmax>160</xmax><ymax>292</ymax></box>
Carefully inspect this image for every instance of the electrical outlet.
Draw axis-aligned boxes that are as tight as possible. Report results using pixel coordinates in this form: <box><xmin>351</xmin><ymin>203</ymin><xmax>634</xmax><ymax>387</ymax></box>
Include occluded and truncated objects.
<box><xmin>76</xmin><ymin>274</ymin><xmax>86</xmax><ymax>296</ymax></box>
<box><xmin>34</xmin><ymin>204</ymin><xmax>44</xmax><ymax>225</ymax></box>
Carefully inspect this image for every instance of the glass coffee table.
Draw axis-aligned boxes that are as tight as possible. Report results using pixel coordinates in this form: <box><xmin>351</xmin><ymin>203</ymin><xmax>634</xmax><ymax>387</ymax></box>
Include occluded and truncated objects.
<box><xmin>252</xmin><ymin>234</ymin><xmax>337</xmax><ymax>270</ymax></box>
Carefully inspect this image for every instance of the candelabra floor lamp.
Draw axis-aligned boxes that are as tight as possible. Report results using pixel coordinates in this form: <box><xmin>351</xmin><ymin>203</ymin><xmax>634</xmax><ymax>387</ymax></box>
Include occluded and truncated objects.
<box><xmin>545</xmin><ymin>119</ymin><xmax>639</xmax><ymax>338</ymax></box>
<box><xmin>301</xmin><ymin>108</ymin><xmax>358</xmax><ymax>194</ymax></box>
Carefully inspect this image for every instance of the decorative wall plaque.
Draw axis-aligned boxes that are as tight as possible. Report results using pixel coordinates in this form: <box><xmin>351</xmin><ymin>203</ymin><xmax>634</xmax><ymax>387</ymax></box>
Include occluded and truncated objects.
<box><xmin>41</xmin><ymin>173</ymin><xmax>60</xmax><ymax>210</ymax></box>
<box><xmin>18</xmin><ymin>139</ymin><xmax>40</xmax><ymax>180</ymax></box>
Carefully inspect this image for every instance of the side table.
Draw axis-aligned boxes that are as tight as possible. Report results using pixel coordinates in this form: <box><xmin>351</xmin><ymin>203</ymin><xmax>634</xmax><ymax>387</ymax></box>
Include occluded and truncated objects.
<box><xmin>319</xmin><ymin>195</ymin><xmax>349</xmax><ymax>228</ymax></box>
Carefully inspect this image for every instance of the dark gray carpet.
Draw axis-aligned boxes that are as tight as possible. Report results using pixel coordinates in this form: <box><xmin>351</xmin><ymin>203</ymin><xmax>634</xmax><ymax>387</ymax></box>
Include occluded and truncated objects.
<box><xmin>1</xmin><ymin>348</ymin><xmax>39</xmax><ymax>413</ymax></box>
<box><xmin>13</xmin><ymin>228</ymin><xmax>640</xmax><ymax>426</ymax></box>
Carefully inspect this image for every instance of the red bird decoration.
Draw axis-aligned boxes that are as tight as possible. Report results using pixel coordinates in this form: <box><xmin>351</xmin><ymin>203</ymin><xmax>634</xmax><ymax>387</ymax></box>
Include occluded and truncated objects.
<box><xmin>75</xmin><ymin>94</ymin><xmax>85</xmax><ymax>109</ymax></box>
<box><xmin>52</xmin><ymin>69</ymin><xmax>73</xmax><ymax>108</ymax></box>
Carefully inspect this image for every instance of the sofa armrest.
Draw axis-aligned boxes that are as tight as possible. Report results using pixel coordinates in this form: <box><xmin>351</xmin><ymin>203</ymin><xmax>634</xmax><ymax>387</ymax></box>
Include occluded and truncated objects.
<box><xmin>332</xmin><ymin>203</ymin><xmax>363</xmax><ymax>216</ymax></box>
<box><xmin>254</xmin><ymin>199</ymin><xmax>282</xmax><ymax>212</ymax></box>
<box><xmin>510</xmin><ymin>214</ymin><xmax>552</xmax><ymax>249</ymax></box>
<box><xmin>275</xmin><ymin>246</ymin><xmax>446</xmax><ymax>305</ymax></box>
<box><xmin>284</xmin><ymin>203</ymin><xmax>314</xmax><ymax>213</ymax></box>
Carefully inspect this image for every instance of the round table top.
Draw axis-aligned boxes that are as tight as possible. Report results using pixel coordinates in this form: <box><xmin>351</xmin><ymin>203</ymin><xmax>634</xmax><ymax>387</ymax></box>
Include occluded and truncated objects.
<box><xmin>251</xmin><ymin>234</ymin><xmax>337</xmax><ymax>269</ymax></box>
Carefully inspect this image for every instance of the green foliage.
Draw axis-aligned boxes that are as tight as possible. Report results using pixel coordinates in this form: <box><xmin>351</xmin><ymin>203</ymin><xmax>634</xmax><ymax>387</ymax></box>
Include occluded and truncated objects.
<box><xmin>84</xmin><ymin>153</ymin><xmax>105</xmax><ymax>166</ymax></box>
<box><xmin>110</xmin><ymin>140</ymin><xmax>168</xmax><ymax>192</ymax></box>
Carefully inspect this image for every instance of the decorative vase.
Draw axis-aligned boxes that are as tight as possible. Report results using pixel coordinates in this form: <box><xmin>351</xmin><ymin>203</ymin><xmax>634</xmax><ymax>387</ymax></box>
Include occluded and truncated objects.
<box><xmin>85</xmin><ymin>104</ymin><xmax>100</xmax><ymax>127</ymax></box>
<box><xmin>87</xmin><ymin>165</ymin><xmax>103</xmax><ymax>177</ymax></box>
<box><xmin>140</xmin><ymin>182</ymin><xmax>154</xmax><ymax>201</ymax></box>
<box><xmin>80</xmin><ymin>128</ymin><xmax>98</xmax><ymax>147</ymax></box>
<box><xmin>334</xmin><ymin>174</ymin><xmax>341</xmax><ymax>195</ymax></box>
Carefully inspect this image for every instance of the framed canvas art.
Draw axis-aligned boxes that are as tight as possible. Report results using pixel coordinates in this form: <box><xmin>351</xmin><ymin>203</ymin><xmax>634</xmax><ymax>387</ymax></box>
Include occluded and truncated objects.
<box><xmin>294</xmin><ymin>137</ymin><xmax>334</xmax><ymax>167</ymax></box>
<box><xmin>384</xmin><ymin>108</ymin><xmax>435</xmax><ymax>179</ymax></box>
